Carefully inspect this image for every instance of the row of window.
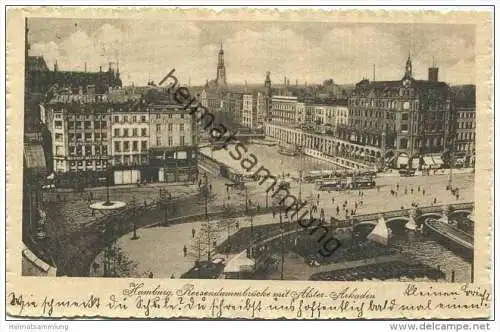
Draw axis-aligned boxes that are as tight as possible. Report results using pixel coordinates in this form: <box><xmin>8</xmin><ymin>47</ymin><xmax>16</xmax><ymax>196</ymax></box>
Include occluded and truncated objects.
<box><xmin>350</xmin><ymin>98</ymin><xmax>405</xmax><ymax>109</ymax></box>
<box><xmin>456</xmin><ymin>121</ymin><xmax>475</xmax><ymax>129</ymax></box>
<box><xmin>349</xmin><ymin>109</ymin><xmax>411</xmax><ymax>121</ymax></box>
<box><xmin>456</xmin><ymin>143</ymin><xmax>474</xmax><ymax>152</ymax></box>
<box><xmin>66</xmin><ymin>121</ymin><xmax>108</xmax><ymax>130</ymax></box>
<box><xmin>67</xmin><ymin>132</ymin><xmax>108</xmax><ymax>141</ymax></box>
<box><xmin>113</xmin><ymin>155</ymin><xmax>149</xmax><ymax>166</ymax></box>
<box><xmin>65</xmin><ymin>145</ymin><xmax>108</xmax><ymax>156</ymax></box>
<box><xmin>155</xmin><ymin>123</ymin><xmax>186</xmax><ymax>132</ymax></box>
<box><xmin>457</xmin><ymin>132</ymin><xmax>475</xmax><ymax>141</ymax></box>
<box><xmin>113</xmin><ymin>115</ymin><xmax>148</xmax><ymax>123</ymax></box>
<box><xmin>114</xmin><ymin>140</ymin><xmax>148</xmax><ymax>153</ymax></box>
<box><xmin>155</xmin><ymin>136</ymin><xmax>185</xmax><ymax>147</ymax></box>
<box><xmin>57</xmin><ymin>113</ymin><xmax>107</xmax><ymax>121</ymax></box>
<box><xmin>457</xmin><ymin>112</ymin><xmax>475</xmax><ymax>119</ymax></box>
<box><xmin>68</xmin><ymin>160</ymin><xmax>109</xmax><ymax>167</ymax></box>
<box><xmin>114</xmin><ymin>128</ymin><xmax>148</xmax><ymax>137</ymax></box>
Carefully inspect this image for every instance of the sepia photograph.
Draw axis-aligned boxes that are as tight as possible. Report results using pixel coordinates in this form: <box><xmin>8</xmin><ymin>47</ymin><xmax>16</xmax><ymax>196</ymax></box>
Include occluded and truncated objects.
<box><xmin>6</xmin><ymin>7</ymin><xmax>493</xmax><ymax>320</ymax></box>
<box><xmin>22</xmin><ymin>17</ymin><xmax>478</xmax><ymax>282</ymax></box>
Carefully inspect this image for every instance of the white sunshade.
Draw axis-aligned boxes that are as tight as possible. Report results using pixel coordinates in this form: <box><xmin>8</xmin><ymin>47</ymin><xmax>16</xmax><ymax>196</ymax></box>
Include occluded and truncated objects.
<box><xmin>433</xmin><ymin>156</ymin><xmax>444</xmax><ymax>165</ymax></box>
<box><xmin>411</xmin><ymin>158</ymin><xmax>420</xmax><ymax>169</ymax></box>
<box><xmin>397</xmin><ymin>155</ymin><xmax>409</xmax><ymax>166</ymax></box>
<box><xmin>423</xmin><ymin>156</ymin><xmax>434</xmax><ymax>165</ymax></box>
<box><xmin>224</xmin><ymin>250</ymin><xmax>255</xmax><ymax>273</ymax></box>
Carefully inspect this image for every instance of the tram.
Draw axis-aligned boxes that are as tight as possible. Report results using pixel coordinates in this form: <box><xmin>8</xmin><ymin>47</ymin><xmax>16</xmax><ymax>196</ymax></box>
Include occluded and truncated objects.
<box><xmin>315</xmin><ymin>174</ymin><xmax>376</xmax><ymax>191</ymax></box>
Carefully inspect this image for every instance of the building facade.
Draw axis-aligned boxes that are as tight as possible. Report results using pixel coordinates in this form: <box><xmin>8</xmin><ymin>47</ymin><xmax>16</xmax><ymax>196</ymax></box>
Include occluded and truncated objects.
<box><xmin>340</xmin><ymin>55</ymin><xmax>453</xmax><ymax>169</ymax></box>
<box><xmin>270</xmin><ymin>95</ymin><xmax>299</xmax><ymax>124</ymax></box>
<box><xmin>42</xmin><ymin>88</ymin><xmax>198</xmax><ymax>186</ymax></box>
<box><xmin>454</xmin><ymin>106</ymin><xmax>476</xmax><ymax>167</ymax></box>
<box><xmin>147</xmin><ymin>103</ymin><xmax>198</xmax><ymax>183</ymax></box>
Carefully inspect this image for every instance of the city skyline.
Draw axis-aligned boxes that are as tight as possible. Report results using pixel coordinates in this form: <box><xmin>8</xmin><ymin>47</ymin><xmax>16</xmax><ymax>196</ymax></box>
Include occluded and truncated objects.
<box><xmin>28</xmin><ymin>18</ymin><xmax>475</xmax><ymax>86</ymax></box>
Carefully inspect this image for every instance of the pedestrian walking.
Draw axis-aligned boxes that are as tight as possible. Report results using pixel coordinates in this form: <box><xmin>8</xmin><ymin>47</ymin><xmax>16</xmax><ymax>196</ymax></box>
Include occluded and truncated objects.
<box><xmin>183</xmin><ymin>245</ymin><xmax>187</xmax><ymax>257</ymax></box>
<box><xmin>148</xmin><ymin>272</ymin><xmax>154</xmax><ymax>278</ymax></box>
<box><xmin>332</xmin><ymin>197</ymin><xmax>335</xmax><ymax>204</ymax></box>
<box><xmin>273</xmin><ymin>210</ymin><xmax>276</xmax><ymax>218</ymax></box>
<box><xmin>192</xmin><ymin>228</ymin><xmax>196</xmax><ymax>238</ymax></box>
<box><xmin>411</xmin><ymin>188</ymin><xmax>414</xmax><ymax>194</ymax></box>
<box><xmin>418</xmin><ymin>185</ymin><xmax>421</xmax><ymax>192</ymax></box>
<box><xmin>405</xmin><ymin>188</ymin><xmax>408</xmax><ymax>195</ymax></box>
<box><xmin>396</xmin><ymin>184</ymin><xmax>399</xmax><ymax>191</ymax></box>
<box><xmin>434</xmin><ymin>197</ymin><xmax>437</xmax><ymax>204</ymax></box>
<box><xmin>422</xmin><ymin>189</ymin><xmax>426</xmax><ymax>196</ymax></box>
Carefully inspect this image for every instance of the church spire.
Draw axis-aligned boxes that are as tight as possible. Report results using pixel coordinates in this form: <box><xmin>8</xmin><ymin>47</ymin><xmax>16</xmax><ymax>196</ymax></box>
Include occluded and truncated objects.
<box><xmin>216</xmin><ymin>40</ymin><xmax>227</xmax><ymax>86</ymax></box>
<box><xmin>404</xmin><ymin>52</ymin><xmax>413</xmax><ymax>79</ymax></box>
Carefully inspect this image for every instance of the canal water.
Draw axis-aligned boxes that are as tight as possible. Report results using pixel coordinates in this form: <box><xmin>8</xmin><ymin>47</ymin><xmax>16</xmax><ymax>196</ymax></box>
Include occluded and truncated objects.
<box><xmin>389</xmin><ymin>230</ymin><xmax>472</xmax><ymax>283</ymax></box>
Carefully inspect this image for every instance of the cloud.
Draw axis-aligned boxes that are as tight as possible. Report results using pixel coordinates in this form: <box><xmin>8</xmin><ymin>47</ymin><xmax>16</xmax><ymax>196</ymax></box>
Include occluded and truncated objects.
<box><xmin>29</xmin><ymin>20</ymin><xmax>475</xmax><ymax>85</ymax></box>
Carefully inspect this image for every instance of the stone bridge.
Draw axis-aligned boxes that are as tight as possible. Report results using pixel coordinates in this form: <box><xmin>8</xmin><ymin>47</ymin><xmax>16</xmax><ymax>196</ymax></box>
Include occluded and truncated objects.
<box><xmin>348</xmin><ymin>203</ymin><xmax>474</xmax><ymax>231</ymax></box>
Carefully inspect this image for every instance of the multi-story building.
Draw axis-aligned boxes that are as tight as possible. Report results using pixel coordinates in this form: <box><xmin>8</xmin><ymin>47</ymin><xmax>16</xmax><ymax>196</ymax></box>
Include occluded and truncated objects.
<box><xmin>110</xmin><ymin>107</ymin><xmax>150</xmax><ymax>184</ymax></box>
<box><xmin>340</xmin><ymin>55</ymin><xmax>453</xmax><ymax>169</ymax></box>
<box><xmin>452</xmin><ymin>85</ymin><xmax>476</xmax><ymax>167</ymax></box>
<box><xmin>147</xmin><ymin>102</ymin><xmax>198</xmax><ymax>183</ymax></box>
<box><xmin>240</xmin><ymin>92</ymin><xmax>267</xmax><ymax>129</ymax></box>
<box><xmin>43</xmin><ymin>91</ymin><xmax>112</xmax><ymax>176</ymax></box>
<box><xmin>270</xmin><ymin>95</ymin><xmax>299</xmax><ymax>124</ymax></box>
<box><xmin>241</xmin><ymin>94</ymin><xmax>256</xmax><ymax>128</ymax></box>
<box><xmin>42</xmin><ymin>87</ymin><xmax>198</xmax><ymax>186</ymax></box>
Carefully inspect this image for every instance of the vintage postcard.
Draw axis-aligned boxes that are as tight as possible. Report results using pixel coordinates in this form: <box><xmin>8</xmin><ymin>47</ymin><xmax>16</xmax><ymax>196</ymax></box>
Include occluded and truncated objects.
<box><xmin>5</xmin><ymin>7</ymin><xmax>493</xmax><ymax>319</ymax></box>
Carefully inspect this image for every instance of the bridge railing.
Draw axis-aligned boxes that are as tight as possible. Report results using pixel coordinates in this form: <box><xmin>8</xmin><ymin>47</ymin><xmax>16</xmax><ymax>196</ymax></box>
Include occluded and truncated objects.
<box><xmin>329</xmin><ymin>202</ymin><xmax>474</xmax><ymax>227</ymax></box>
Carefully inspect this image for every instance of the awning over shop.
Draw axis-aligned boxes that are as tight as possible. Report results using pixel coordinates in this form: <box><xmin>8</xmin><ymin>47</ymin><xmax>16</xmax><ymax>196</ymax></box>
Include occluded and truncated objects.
<box><xmin>411</xmin><ymin>158</ymin><xmax>420</xmax><ymax>169</ymax></box>
<box><xmin>433</xmin><ymin>156</ymin><xmax>444</xmax><ymax>167</ymax></box>
<box><xmin>397</xmin><ymin>155</ymin><xmax>409</xmax><ymax>168</ymax></box>
<box><xmin>423</xmin><ymin>156</ymin><xmax>434</xmax><ymax>168</ymax></box>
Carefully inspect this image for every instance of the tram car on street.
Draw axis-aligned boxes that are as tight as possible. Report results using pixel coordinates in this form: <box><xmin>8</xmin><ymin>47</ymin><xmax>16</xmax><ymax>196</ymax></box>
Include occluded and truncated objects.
<box><xmin>316</xmin><ymin>174</ymin><xmax>376</xmax><ymax>191</ymax></box>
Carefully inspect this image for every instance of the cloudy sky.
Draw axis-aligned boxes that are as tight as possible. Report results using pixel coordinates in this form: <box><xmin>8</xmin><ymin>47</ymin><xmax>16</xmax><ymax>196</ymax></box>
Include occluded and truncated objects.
<box><xmin>28</xmin><ymin>18</ymin><xmax>475</xmax><ymax>86</ymax></box>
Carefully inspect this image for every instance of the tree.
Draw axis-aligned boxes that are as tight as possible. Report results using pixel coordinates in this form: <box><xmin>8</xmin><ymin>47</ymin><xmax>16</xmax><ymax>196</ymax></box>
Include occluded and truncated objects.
<box><xmin>103</xmin><ymin>245</ymin><xmax>138</xmax><ymax>277</ymax></box>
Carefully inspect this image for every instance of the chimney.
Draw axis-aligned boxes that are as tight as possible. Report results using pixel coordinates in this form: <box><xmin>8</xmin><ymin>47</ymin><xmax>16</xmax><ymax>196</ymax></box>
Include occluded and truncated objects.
<box><xmin>428</xmin><ymin>67</ymin><xmax>439</xmax><ymax>82</ymax></box>
<box><xmin>54</xmin><ymin>60</ymin><xmax>58</xmax><ymax>72</ymax></box>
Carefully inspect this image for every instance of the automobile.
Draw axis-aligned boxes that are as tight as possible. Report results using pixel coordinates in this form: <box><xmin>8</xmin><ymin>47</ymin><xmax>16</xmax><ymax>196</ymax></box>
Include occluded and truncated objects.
<box><xmin>41</xmin><ymin>184</ymin><xmax>56</xmax><ymax>190</ymax></box>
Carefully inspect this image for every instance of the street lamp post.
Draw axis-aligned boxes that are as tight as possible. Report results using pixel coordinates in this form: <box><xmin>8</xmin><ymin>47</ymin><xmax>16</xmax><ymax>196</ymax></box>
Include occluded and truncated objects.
<box><xmin>279</xmin><ymin>202</ymin><xmax>284</xmax><ymax>280</ymax></box>
<box><xmin>448</xmin><ymin>149</ymin><xmax>454</xmax><ymax>190</ymax></box>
